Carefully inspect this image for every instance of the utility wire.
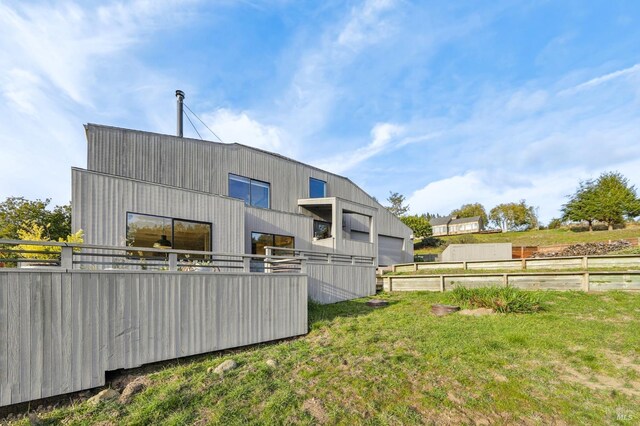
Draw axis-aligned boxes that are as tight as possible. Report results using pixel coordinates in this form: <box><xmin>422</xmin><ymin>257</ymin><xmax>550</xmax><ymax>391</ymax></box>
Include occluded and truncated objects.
<box><xmin>184</xmin><ymin>103</ymin><xmax>224</xmax><ymax>142</ymax></box>
<box><xmin>183</xmin><ymin>108</ymin><xmax>203</xmax><ymax>140</ymax></box>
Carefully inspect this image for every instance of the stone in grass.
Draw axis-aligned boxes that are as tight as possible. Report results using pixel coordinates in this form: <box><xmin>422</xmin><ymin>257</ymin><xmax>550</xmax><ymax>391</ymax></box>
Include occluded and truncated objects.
<box><xmin>265</xmin><ymin>359</ymin><xmax>278</xmax><ymax>368</ymax></box>
<box><xmin>87</xmin><ymin>388</ymin><xmax>120</xmax><ymax>406</ymax></box>
<box><xmin>119</xmin><ymin>377</ymin><xmax>150</xmax><ymax>404</ymax></box>
<box><xmin>209</xmin><ymin>359</ymin><xmax>238</xmax><ymax>375</ymax></box>
<box><xmin>366</xmin><ymin>299</ymin><xmax>389</xmax><ymax>307</ymax></box>
<box><xmin>459</xmin><ymin>308</ymin><xmax>495</xmax><ymax>316</ymax></box>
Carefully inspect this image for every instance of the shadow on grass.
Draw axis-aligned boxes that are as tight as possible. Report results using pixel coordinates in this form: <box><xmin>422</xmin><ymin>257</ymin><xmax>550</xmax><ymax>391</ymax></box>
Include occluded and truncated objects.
<box><xmin>308</xmin><ymin>297</ymin><xmax>398</xmax><ymax>327</ymax></box>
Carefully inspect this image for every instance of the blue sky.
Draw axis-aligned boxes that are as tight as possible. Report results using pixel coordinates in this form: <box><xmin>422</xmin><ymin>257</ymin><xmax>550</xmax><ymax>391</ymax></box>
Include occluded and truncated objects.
<box><xmin>1</xmin><ymin>0</ymin><xmax>639</xmax><ymax>223</ymax></box>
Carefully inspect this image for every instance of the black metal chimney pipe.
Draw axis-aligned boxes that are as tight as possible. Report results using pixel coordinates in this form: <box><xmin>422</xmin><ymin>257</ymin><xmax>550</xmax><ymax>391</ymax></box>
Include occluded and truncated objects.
<box><xmin>175</xmin><ymin>90</ymin><xmax>185</xmax><ymax>137</ymax></box>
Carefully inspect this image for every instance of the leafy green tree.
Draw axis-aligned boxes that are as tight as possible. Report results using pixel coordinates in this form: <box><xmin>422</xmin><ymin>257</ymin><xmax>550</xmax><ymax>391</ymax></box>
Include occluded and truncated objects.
<box><xmin>400</xmin><ymin>214</ymin><xmax>432</xmax><ymax>239</ymax></box>
<box><xmin>386</xmin><ymin>192</ymin><xmax>409</xmax><ymax>217</ymax></box>
<box><xmin>561</xmin><ymin>179</ymin><xmax>598</xmax><ymax>231</ymax></box>
<box><xmin>450</xmin><ymin>202</ymin><xmax>488</xmax><ymax>225</ymax></box>
<box><xmin>0</xmin><ymin>196</ymin><xmax>71</xmax><ymax>241</ymax></box>
<box><xmin>591</xmin><ymin>172</ymin><xmax>640</xmax><ymax>230</ymax></box>
<box><xmin>489</xmin><ymin>200</ymin><xmax>539</xmax><ymax>232</ymax></box>
<box><xmin>547</xmin><ymin>218</ymin><xmax>563</xmax><ymax>229</ymax></box>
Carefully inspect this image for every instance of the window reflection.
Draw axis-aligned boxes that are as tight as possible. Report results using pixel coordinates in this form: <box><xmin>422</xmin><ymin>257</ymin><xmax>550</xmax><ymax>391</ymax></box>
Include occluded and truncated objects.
<box><xmin>309</xmin><ymin>178</ymin><xmax>326</xmax><ymax>198</ymax></box>
<box><xmin>126</xmin><ymin>212</ymin><xmax>212</xmax><ymax>258</ymax></box>
<box><xmin>229</xmin><ymin>174</ymin><xmax>270</xmax><ymax>208</ymax></box>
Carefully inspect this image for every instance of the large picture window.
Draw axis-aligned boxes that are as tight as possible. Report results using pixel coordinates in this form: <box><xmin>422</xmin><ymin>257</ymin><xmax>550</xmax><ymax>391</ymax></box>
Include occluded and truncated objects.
<box><xmin>309</xmin><ymin>177</ymin><xmax>326</xmax><ymax>198</ymax></box>
<box><xmin>251</xmin><ymin>232</ymin><xmax>294</xmax><ymax>255</ymax></box>
<box><xmin>229</xmin><ymin>174</ymin><xmax>270</xmax><ymax>208</ymax></box>
<box><xmin>126</xmin><ymin>212</ymin><xmax>212</xmax><ymax>257</ymax></box>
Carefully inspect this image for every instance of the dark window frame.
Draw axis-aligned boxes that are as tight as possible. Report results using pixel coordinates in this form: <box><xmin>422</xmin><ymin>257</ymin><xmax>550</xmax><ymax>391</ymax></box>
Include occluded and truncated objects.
<box><xmin>125</xmin><ymin>211</ymin><xmax>212</xmax><ymax>255</ymax></box>
<box><xmin>309</xmin><ymin>177</ymin><xmax>327</xmax><ymax>198</ymax></box>
<box><xmin>228</xmin><ymin>173</ymin><xmax>271</xmax><ymax>209</ymax></box>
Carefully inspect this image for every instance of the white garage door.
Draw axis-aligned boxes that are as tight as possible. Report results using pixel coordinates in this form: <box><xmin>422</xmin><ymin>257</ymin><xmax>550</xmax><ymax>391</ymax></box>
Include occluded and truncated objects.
<box><xmin>378</xmin><ymin>235</ymin><xmax>404</xmax><ymax>266</ymax></box>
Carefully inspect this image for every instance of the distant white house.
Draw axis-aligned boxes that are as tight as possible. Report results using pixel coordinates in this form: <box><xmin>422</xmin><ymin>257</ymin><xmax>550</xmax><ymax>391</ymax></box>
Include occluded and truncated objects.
<box><xmin>430</xmin><ymin>215</ymin><xmax>484</xmax><ymax>236</ymax></box>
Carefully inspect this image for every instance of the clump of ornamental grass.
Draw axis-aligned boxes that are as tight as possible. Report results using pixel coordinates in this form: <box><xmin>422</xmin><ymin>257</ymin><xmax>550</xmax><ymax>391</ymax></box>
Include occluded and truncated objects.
<box><xmin>448</xmin><ymin>286</ymin><xmax>543</xmax><ymax>313</ymax></box>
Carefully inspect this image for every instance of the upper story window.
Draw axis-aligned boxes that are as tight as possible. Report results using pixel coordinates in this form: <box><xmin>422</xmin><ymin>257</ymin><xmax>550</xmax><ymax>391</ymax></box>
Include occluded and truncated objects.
<box><xmin>309</xmin><ymin>177</ymin><xmax>326</xmax><ymax>198</ymax></box>
<box><xmin>229</xmin><ymin>174</ymin><xmax>270</xmax><ymax>208</ymax></box>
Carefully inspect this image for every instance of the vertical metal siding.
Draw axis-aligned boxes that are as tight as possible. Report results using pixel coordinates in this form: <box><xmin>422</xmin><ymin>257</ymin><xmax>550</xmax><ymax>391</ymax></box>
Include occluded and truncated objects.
<box><xmin>85</xmin><ymin>124</ymin><xmax>413</xmax><ymax>253</ymax></box>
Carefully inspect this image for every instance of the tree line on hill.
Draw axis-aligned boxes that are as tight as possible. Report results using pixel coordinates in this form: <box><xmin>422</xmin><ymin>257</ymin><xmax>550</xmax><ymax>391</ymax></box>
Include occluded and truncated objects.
<box><xmin>386</xmin><ymin>171</ymin><xmax>640</xmax><ymax>237</ymax></box>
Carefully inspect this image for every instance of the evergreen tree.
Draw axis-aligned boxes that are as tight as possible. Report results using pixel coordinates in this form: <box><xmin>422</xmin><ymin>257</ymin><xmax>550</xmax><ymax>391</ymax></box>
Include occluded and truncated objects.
<box><xmin>386</xmin><ymin>192</ymin><xmax>409</xmax><ymax>217</ymax></box>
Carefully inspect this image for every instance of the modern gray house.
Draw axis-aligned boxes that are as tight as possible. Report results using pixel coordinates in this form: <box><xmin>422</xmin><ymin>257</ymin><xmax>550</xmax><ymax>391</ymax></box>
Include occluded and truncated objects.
<box><xmin>71</xmin><ymin>124</ymin><xmax>413</xmax><ymax>266</ymax></box>
<box><xmin>430</xmin><ymin>215</ymin><xmax>484</xmax><ymax>236</ymax></box>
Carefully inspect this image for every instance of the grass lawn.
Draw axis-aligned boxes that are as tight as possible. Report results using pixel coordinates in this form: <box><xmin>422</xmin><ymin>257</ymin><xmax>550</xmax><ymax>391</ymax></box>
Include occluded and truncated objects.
<box><xmin>415</xmin><ymin>225</ymin><xmax>640</xmax><ymax>255</ymax></box>
<box><xmin>15</xmin><ymin>292</ymin><xmax>640</xmax><ymax>425</ymax></box>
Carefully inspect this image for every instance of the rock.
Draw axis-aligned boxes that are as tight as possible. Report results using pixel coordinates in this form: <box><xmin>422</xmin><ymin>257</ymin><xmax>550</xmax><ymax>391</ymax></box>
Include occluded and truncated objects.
<box><xmin>119</xmin><ymin>377</ymin><xmax>149</xmax><ymax>404</ymax></box>
<box><xmin>87</xmin><ymin>388</ymin><xmax>120</xmax><ymax>406</ymax></box>
<box><xmin>212</xmin><ymin>359</ymin><xmax>237</xmax><ymax>375</ymax></box>
<box><xmin>366</xmin><ymin>299</ymin><xmax>389</xmax><ymax>307</ymax></box>
<box><xmin>265</xmin><ymin>359</ymin><xmax>278</xmax><ymax>368</ymax></box>
<box><xmin>459</xmin><ymin>308</ymin><xmax>495</xmax><ymax>316</ymax></box>
<box><xmin>431</xmin><ymin>304</ymin><xmax>460</xmax><ymax>316</ymax></box>
<box><xmin>28</xmin><ymin>412</ymin><xmax>43</xmax><ymax>425</ymax></box>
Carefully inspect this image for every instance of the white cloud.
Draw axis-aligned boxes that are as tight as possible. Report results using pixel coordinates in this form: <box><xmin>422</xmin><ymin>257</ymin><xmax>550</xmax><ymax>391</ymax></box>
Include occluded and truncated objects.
<box><xmin>314</xmin><ymin>122</ymin><xmax>403</xmax><ymax>174</ymax></box>
<box><xmin>560</xmin><ymin>63</ymin><xmax>640</xmax><ymax>95</ymax></box>
<box><xmin>0</xmin><ymin>0</ymin><xmax>201</xmax><ymax>205</ymax></box>
<box><xmin>199</xmin><ymin>108</ymin><xmax>287</xmax><ymax>153</ymax></box>
<box><xmin>407</xmin><ymin>169</ymin><xmax>584</xmax><ymax>224</ymax></box>
<box><xmin>279</xmin><ymin>0</ymin><xmax>400</xmax><ymax>140</ymax></box>
<box><xmin>337</xmin><ymin>0</ymin><xmax>397</xmax><ymax>49</ymax></box>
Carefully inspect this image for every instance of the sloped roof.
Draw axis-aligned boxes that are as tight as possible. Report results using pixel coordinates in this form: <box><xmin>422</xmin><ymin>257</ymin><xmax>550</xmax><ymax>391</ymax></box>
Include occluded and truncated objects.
<box><xmin>430</xmin><ymin>216</ymin><xmax>452</xmax><ymax>226</ymax></box>
<box><xmin>449</xmin><ymin>216</ymin><xmax>481</xmax><ymax>225</ymax></box>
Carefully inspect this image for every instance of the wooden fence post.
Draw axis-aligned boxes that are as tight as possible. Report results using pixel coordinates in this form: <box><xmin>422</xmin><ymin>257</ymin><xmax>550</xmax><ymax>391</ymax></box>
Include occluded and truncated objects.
<box><xmin>440</xmin><ymin>275</ymin><xmax>445</xmax><ymax>292</ymax></box>
<box><xmin>583</xmin><ymin>272</ymin><xmax>589</xmax><ymax>292</ymax></box>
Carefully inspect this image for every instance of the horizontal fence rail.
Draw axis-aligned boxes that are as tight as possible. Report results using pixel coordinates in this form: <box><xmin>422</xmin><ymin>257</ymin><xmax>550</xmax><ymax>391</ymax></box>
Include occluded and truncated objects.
<box><xmin>0</xmin><ymin>239</ymin><xmax>307</xmax><ymax>274</ymax></box>
<box><xmin>383</xmin><ymin>271</ymin><xmax>640</xmax><ymax>292</ymax></box>
<box><xmin>391</xmin><ymin>254</ymin><xmax>640</xmax><ymax>273</ymax></box>
<box><xmin>264</xmin><ymin>246</ymin><xmax>375</xmax><ymax>266</ymax></box>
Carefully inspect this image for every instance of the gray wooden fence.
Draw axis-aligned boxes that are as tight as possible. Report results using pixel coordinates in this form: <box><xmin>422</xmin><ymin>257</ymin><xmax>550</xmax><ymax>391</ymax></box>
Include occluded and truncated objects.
<box><xmin>392</xmin><ymin>254</ymin><xmax>640</xmax><ymax>273</ymax></box>
<box><xmin>0</xmin><ymin>240</ymin><xmax>376</xmax><ymax>407</ymax></box>
<box><xmin>383</xmin><ymin>271</ymin><xmax>640</xmax><ymax>292</ymax></box>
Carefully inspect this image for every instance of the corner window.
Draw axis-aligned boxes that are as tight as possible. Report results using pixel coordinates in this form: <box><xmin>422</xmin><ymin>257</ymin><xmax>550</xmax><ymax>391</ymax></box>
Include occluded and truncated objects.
<box><xmin>229</xmin><ymin>174</ymin><xmax>270</xmax><ymax>208</ymax></box>
<box><xmin>251</xmin><ymin>232</ymin><xmax>294</xmax><ymax>255</ymax></box>
<box><xmin>126</xmin><ymin>212</ymin><xmax>212</xmax><ymax>257</ymax></box>
<box><xmin>309</xmin><ymin>178</ymin><xmax>326</xmax><ymax>198</ymax></box>
<box><xmin>313</xmin><ymin>220</ymin><xmax>331</xmax><ymax>239</ymax></box>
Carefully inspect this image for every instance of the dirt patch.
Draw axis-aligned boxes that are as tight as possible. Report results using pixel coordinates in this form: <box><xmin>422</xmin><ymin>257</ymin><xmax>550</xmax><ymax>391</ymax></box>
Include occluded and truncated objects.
<box><xmin>558</xmin><ymin>364</ymin><xmax>640</xmax><ymax>397</ymax></box>
<box><xmin>302</xmin><ymin>398</ymin><xmax>329</xmax><ymax>424</ymax></box>
<box><xmin>604</xmin><ymin>351</ymin><xmax>640</xmax><ymax>375</ymax></box>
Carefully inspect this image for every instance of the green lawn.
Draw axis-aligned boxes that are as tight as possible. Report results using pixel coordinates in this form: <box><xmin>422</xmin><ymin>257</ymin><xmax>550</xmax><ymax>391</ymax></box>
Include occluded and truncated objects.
<box><xmin>15</xmin><ymin>292</ymin><xmax>640</xmax><ymax>425</ymax></box>
<box><xmin>416</xmin><ymin>225</ymin><xmax>640</xmax><ymax>255</ymax></box>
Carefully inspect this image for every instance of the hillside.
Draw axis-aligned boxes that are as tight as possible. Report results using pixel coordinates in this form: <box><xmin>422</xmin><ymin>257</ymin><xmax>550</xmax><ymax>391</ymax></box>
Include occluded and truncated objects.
<box><xmin>416</xmin><ymin>224</ymin><xmax>640</xmax><ymax>255</ymax></box>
